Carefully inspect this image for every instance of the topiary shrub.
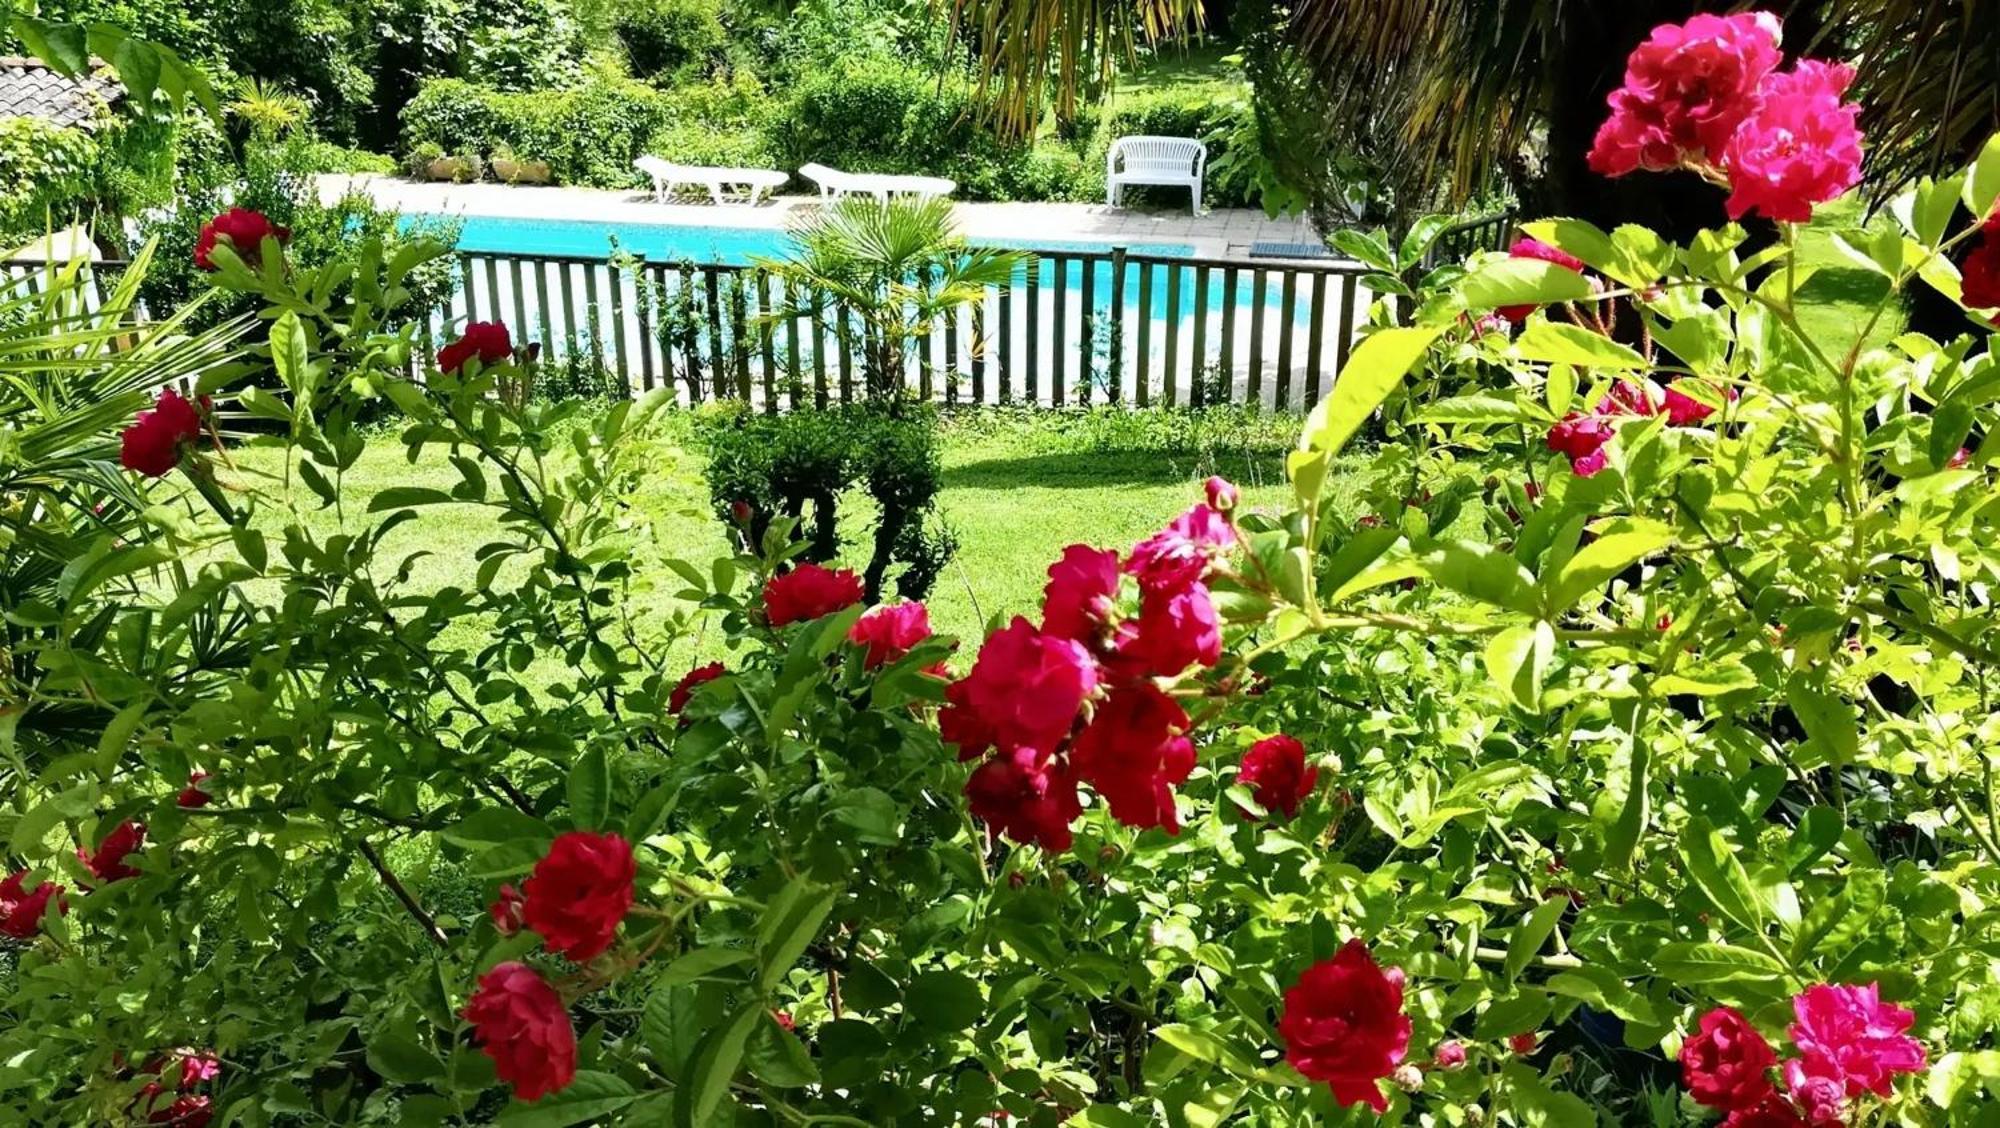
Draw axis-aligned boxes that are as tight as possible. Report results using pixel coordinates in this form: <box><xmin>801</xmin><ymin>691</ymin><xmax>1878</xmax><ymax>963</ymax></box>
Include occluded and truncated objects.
<box><xmin>612</xmin><ymin>0</ymin><xmax>729</xmax><ymax>81</ymax></box>
<box><xmin>694</xmin><ymin>402</ymin><xmax>951</xmax><ymax>601</ymax></box>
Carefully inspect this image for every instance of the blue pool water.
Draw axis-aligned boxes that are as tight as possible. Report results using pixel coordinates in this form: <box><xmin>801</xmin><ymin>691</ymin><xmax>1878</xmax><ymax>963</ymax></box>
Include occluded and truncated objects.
<box><xmin>440</xmin><ymin>212</ymin><xmax>1197</xmax><ymax>265</ymax></box>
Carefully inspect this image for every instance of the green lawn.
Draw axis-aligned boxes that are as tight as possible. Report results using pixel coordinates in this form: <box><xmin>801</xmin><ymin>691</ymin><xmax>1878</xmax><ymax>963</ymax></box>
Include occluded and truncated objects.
<box><xmin>232</xmin><ymin>409</ymin><xmax>1330</xmax><ymax>663</ymax></box>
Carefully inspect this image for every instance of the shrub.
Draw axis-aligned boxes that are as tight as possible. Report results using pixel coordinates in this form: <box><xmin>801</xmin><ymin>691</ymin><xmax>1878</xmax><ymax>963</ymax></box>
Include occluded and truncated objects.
<box><xmin>280</xmin><ymin>135</ymin><xmax>397</xmax><ymax>174</ymax></box>
<box><xmin>611</xmin><ymin>0</ymin><xmax>729</xmax><ymax>80</ymax></box>
<box><xmin>400</xmin><ymin>73</ymin><xmax>677</xmax><ymax>188</ymax></box>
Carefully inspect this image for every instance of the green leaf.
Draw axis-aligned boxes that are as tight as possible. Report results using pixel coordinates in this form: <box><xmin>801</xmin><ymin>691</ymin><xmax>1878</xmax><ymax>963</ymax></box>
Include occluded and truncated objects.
<box><xmin>1151</xmin><ymin>1023</ymin><xmax>1260</xmax><ymax>1078</ymax></box>
<box><xmin>756</xmin><ymin>879</ymin><xmax>837</xmax><ymax>992</ymax></box>
<box><xmin>643</xmin><ymin>983</ymin><xmax>721</xmax><ymax>1080</ymax></box>
<box><xmin>12</xmin><ymin>17</ymin><xmax>89</xmax><ymax>72</ymax></box>
<box><xmin>1297</xmin><ymin>326</ymin><xmax>1444</xmax><ymax>456</ymax></box>
<box><xmin>1069</xmin><ymin>1106</ymin><xmax>1154</xmax><ymax>1128</ymax></box>
<box><xmin>442</xmin><ymin>807</ymin><xmax>554</xmax><ymax>848</ymax></box>
<box><xmin>1460</xmin><ymin>256</ymin><xmax>1593</xmax><ymax>312</ymax></box>
<box><xmin>1544</xmin><ymin>517</ymin><xmax>1672</xmax><ymax>611</ymax></box>
<box><xmin>905</xmin><ymin>969</ymin><xmax>984</xmax><ymax>1032</ymax></box>
<box><xmin>1963</xmin><ymin>132</ymin><xmax>2000</xmax><ymax>224</ymax></box>
<box><xmin>1415</xmin><ymin>392</ymin><xmax>1541</xmax><ymax>424</ymax></box>
<box><xmin>1651</xmin><ymin>941</ymin><xmax>1789</xmax><ymax>983</ymax></box>
<box><xmin>1681</xmin><ymin>819</ymin><xmax>1769</xmax><ymax>936</ymax></box>
<box><xmin>659</xmin><ymin>948</ymin><xmax>753</xmax><ymax>987</ymax></box>
<box><xmin>366</xmin><ymin>486</ymin><xmax>457</xmax><ymax>512</ymax></box>
<box><xmin>1543</xmin><ymin>966</ymin><xmax>1659</xmax><ymax>1025</ymax></box>
<box><xmin>1483</xmin><ymin>622</ymin><xmax>1554</xmax><ymax>711</ymax></box>
<box><xmin>270</xmin><ymin>310</ymin><xmax>311</xmax><ymax>398</ymax></box>
<box><xmin>1784</xmin><ymin>675</ymin><xmax>1858</xmax><ymax>770</ymax></box>
<box><xmin>1515</xmin><ymin>321</ymin><xmax>1648</xmax><ymax>370</ymax></box>
<box><xmin>565</xmin><ymin>745</ymin><xmax>611</xmax><ymax>830</ymax></box>
<box><xmin>674</xmin><ymin>1006</ymin><xmax>760</xmax><ymax>1128</ymax></box>
<box><xmin>496</xmin><ymin>1071</ymin><xmax>636</xmax><ymax>1128</ymax></box>
<box><xmin>1419</xmin><ymin>542</ymin><xmax>1539</xmax><ymax>614</ymax></box>
<box><xmin>1473</xmin><ymin>991</ymin><xmax>1551</xmax><ymax>1039</ymax></box>
<box><xmin>1503</xmin><ymin>897</ymin><xmax>1568</xmax><ymax>980</ymax></box>
<box><xmin>365</xmin><ymin>1029</ymin><xmax>444</xmax><ymax>1085</ymax></box>
<box><xmin>1500</xmin><ymin>1062</ymin><xmax>1596</xmax><ymax>1128</ymax></box>
<box><xmin>745</xmin><ymin>1013</ymin><xmax>819</xmax><ymax>1088</ymax></box>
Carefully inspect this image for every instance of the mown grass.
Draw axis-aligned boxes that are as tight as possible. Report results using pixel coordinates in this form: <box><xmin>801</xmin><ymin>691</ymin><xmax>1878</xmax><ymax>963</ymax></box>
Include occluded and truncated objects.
<box><xmin>227</xmin><ymin>408</ymin><xmax>1337</xmax><ymax>663</ymax></box>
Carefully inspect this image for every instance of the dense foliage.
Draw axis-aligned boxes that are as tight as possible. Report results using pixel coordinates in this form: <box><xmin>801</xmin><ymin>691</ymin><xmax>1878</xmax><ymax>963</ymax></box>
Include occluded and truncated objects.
<box><xmin>11</xmin><ymin>12</ymin><xmax>2000</xmax><ymax>1128</ymax></box>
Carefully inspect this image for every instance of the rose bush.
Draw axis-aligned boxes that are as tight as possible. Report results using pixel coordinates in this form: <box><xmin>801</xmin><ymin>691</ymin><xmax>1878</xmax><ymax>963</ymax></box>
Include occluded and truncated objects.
<box><xmin>6</xmin><ymin>10</ymin><xmax>2000</xmax><ymax>1126</ymax></box>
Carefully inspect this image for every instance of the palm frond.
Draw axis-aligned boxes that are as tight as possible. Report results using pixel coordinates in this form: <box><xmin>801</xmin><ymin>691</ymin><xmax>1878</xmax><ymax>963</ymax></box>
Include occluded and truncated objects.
<box><xmin>948</xmin><ymin>0</ymin><xmax>1205</xmax><ymax>138</ymax></box>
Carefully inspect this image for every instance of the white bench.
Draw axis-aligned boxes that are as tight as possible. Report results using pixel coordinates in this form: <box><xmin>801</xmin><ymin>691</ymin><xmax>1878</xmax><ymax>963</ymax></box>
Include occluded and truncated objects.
<box><xmin>634</xmin><ymin>156</ymin><xmax>789</xmax><ymax>206</ymax></box>
<box><xmin>1106</xmin><ymin>136</ymin><xmax>1207</xmax><ymax>214</ymax></box>
<box><xmin>799</xmin><ymin>162</ymin><xmax>956</xmax><ymax>202</ymax></box>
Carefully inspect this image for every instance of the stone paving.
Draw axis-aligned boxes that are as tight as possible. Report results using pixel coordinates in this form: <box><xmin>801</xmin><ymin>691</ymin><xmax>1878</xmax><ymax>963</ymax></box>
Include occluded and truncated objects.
<box><xmin>315</xmin><ymin>174</ymin><xmax>1323</xmax><ymax>261</ymax></box>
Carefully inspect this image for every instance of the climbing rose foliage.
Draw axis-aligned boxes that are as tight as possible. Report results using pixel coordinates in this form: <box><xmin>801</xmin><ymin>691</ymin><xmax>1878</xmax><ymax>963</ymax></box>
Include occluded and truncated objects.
<box><xmin>520</xmin><ymin>830</ymin><xmax>635</xmax><ymax>962</ymax></box>
<box><xmin>462</xmin><ymin>962</ymin><xmax>578</xmax><ymax>1102</ymax></box>
<box><xmin>1276</xmin><ymin>939</ymin><xmax>1412</xmax><ymax>1112</ymax></box>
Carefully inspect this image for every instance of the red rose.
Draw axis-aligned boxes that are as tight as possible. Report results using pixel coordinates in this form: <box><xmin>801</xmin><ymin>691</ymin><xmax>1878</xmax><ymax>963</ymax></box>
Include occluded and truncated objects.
<box><xmin>1509</xmin><ymin>1032</ymin><xmax>1540</xmax><ymax>1055</ymax></box>
<box><xmin>1433</xmin><ymin>1041</ymin><xmax>1466</xmax><ymax>1069</ymax></box>
<box><xmin>964</xmin><ymin>746</ymin><xmax>1083</xmax><ymax>852</ymax></box>
<box><xmin>1238</xmin><ymin>734</ymin><xmax>1319</xmax><ymax>820</ymax></box>
<box><xmin>1963</xmin><ymin>237</ymin><xmax>2000</xmax><ymax>312</ymax></box>
<box><xmin>1587</xmin><ymin>12</ymin><xmax>1783</xmax><ymax>176</ymax></box>
<box><xmin>730</xmin><ymin>499</ymin><xmax>754</xmax><ymax>524</ymax></box>
<box><xmin>940</xmin><ymin>617</ymin><xmax>1098</xmax><ymax>759</ymax></box>
<box><xmin>1681</xmin><ymin>1006</ymin><xmax>1779</xmax><ymax>1111</ymax></box>
<box><xmin>1123</xmin><ymin>581</ymin><xmax>1221</xmax><ymax>677</ymax></box>
<box><xmin>761</xmin><ymin>562</ymin><xmax>864</xmax><ymax>627</ymax></box>
<box><xmin>1126</xmin><ymin>504</ymin><xmax>1236</xmax><ymax>593</ymax></box>
<box><xmin>1720</xmin><ymin>1094</ymin><xmax>1810</xmax><ymax>1128</ymax></box>
<box><xmin>1723</xmin><ymin>61</ymin><xmax>1863</xmax><ymax>223</ymax></box>
<box><xmin>847</xmin><ymin>600</ymin><xmax>933</xmax><ymax>668</ymax></box>
<box><xmin>1662</xmin><ymin>381</ymin><xmax>1723</xmax><ymax>425</ymax></box>
<box><xmin>194</xmin><ymin>207</ymin><xmax>290</xmax><ymax>271</ymax></box>
<box><xmin>80</xmin><ymin>820</ymin><xmax>146</xmax><ymax>883</ymax></box>
<box><xmin>1497</xmin><ymin>238</ymin><xmax>1590</xmax><ymax>322</ymax></box>
<box><xmin>490</xmin><ymin>882</ymin><xmax>527</xmax><ymax>936</ymax></box>
<box><xmin>0</xmin><ymin>869</ymin><xmax>66</xmax><ymax>938</ymax></box>
<box><xmin>1277</xmin><ymin>939</ymin><xmax>1412</xmax><ymax>1112</ymax></box>
<box><xmin>463</xmin><ymin>961</ymin><xmax>578</xmax><ymax>1102</ymax></box>
<box><xmin>668</xmin><ymin>662</ymin><xmax>726</xmax><ymax>715</ymax></box>
<box><xmin>939</xmin><ymin>678</ymin><xmax>998</xmax><ymax>761</ymax></box>
<box><xmin>146</xmin><ymin>1095</ymin><xmax>214</xmax><ymax>1128</ymax></box>
<box><xmin>1041</xmin><ymin>544</ymin><xmax>1122</xmax><ymax>642</ymax></box>
<box><xmin>1070</xmin><ymin>684</ymin><xmax>1195</xmax><ymax>834</ymax></box>
<box><xmin>121</xmin><ymin>389</ymin><xmax>205</xmax><ymax>477</ymax></box>
<box><xmin>437</xmin><ymin>320</ymin><xmax>514</xmax><ymax>375</ymax></box>
<box><xmin>521</xmin><ymin>830</ymin><xmax>635</xmax><ymax>961</ymax></box>
<box><xmin>176</xmin><ymin>772</ymin><xmax>212</xmax><ymax>809</ymax></box>
<box><xmin>1203</xmin><ymin>476</ymin><xmax>1239</xmax><ymax>512</ymax></box>
<box><xmin>772</xmin><ymin>1009</ymin><xmax>795</xmax><ymax>1032</ymax></box>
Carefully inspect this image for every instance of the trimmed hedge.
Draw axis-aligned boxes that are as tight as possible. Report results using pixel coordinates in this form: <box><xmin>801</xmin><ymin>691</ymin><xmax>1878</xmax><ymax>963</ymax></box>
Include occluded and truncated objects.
<box><xmin>401</xmin><ymin>75</ymin><xmax>676</xmax><ymax>188</ymax></box>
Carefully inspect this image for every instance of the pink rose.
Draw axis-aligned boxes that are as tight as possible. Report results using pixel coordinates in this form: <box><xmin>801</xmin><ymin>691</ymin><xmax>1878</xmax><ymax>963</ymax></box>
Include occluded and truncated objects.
<box><xmin>1122</xmin><ymin>582</ymin><xmax>1221</xmax><ymax>677</ymax></box>
<box><xmin>1723</xmin><ymin>60</ymin><xmax>1863</xmax><ymax>223</ymax></box>
<box><xmin>1041</xmin><ymin>544</ymin><xmax>1123</xmax><ymax>642</ymax></box>
<box><xmin>1588</xmin><ymin>12</ymin><xmax>1783</xmax><ymax>175</ymax></box>
<box><xmin>1784</xmin><ymin>983</ymin><xmax>1926</xmax><ymax>1099</ymax></box>
<box><xmin>847</xmin><ymin>600</ymin><xmax>934</xmax><ymax>668</ymax></box>
<box><xmin>940</xmin><ymin>618</ymin><xmax>1098</xmax><ymax>758</ymax></box>
<box><xmin>1126</xmin><ymin>504</ymin><xmax>1236</xmax><ymax>593</ymax></box>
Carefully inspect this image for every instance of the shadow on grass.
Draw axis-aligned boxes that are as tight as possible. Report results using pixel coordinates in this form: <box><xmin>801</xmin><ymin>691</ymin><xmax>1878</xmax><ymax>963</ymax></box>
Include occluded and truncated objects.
<box><xmin>945</xmin><ymin>446</ymin><xmax>1286</xmax><ymax>490</ymax></box>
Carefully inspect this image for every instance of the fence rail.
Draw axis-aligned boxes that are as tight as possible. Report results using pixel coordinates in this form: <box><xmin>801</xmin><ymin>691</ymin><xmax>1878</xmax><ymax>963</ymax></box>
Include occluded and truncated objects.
<box><xmin>427</xmin><ymin>248</ymin><xmax>1383</xmax><ymax>411</ymax></box>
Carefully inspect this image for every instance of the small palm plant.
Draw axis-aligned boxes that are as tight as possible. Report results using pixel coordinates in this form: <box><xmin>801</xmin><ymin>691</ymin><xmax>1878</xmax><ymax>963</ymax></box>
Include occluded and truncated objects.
<box><xmin>755</xmin><ymin>195</ymin><xmax>1027</xmax><ymax>403</ymax></box>
<box><xmin>227</xmin><ymin>79</ymin><xmax>309</xmax><ymax>140</ymax></box>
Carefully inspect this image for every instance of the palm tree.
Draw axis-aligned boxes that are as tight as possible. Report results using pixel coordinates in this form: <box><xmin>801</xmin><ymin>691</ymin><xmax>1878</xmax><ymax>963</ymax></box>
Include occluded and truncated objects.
<box><xmin>949</xmin><ymin>1</ymin><xmax>1998</xmax><ymax>231</ymax></box>
<box><xmin>756</xmin><ymin>195</ymin><xmax>1028</xmax><ymax>401</ymax></box>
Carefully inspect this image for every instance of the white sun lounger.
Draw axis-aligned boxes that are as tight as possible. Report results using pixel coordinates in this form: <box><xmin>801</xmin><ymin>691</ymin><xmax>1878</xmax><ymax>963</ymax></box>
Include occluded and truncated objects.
<box><xmin>634</xmin><ymin>156</ymin><xmax>789</xmax><ymax>205</ymax></box>
<box><xmin>798</xmin><ymin>163</ymin><xmax>956</xmax><ymax>202</ymax></box>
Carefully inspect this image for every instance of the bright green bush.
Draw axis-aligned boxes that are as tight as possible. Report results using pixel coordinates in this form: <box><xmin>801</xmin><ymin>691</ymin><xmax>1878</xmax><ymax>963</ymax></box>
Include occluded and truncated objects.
<box><xmin>401</xmin><ymin>73</ymin><xmax>676</xmax><ymax>187</ymax></box>
<box><xmin>1082</xmin><ymin>81</ymin><xmax>1260</xmax><ymax>209</ymax></box>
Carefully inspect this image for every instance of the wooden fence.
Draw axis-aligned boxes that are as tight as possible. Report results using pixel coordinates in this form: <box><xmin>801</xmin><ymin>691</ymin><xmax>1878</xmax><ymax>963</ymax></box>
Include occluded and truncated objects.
<box><xmin>429</xmin><ymin>249</ymin><xmax>1384</xmax><ymax>412</ymax></box>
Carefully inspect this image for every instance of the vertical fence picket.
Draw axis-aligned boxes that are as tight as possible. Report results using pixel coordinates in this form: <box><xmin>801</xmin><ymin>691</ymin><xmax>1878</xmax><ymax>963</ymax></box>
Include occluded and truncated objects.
<box><xmin>998</xmin><ymin>280</ymin><xmax>1015</xmax><ymax>405</ymax></box>
<box><xmin>1050</xmin><ymin>255</ymin><xmax>1068</xmax><ymax>407</ymax></box>
<box><xmin>1024</xmin><ymin>262</ymin><xmax>1041</xmax><ymax>405</ymax></box>
<box><xmin>943</xmin><ymin>300</ymin><xmax>960</xmax><ymax>406</ymax></box>
<box><xmin>836</xmin><ymin>302</ymin><xmax>854</xmax><ymax>404</ymax></box>
<box><xmin>460</xmin><ymin>255</ymin><xmax>479</xmax><ymax>322</ymax></box>
<box><xmin>701</xmin><ymin>268</ymin><xmax>725</xmax><ymax>398</ymax></box>
<box><xmin>1275</xmin><ymin>270</ymin><xmax>1297</xmax><ymax>410</ymax></box>
<box><xmin>1134</xmin><ymin>260</ymin><xmax>1152</xmax><ymax>407</ymax></box>
<box><xmin>1162</xmin><ymin>264</ymin><xmax>1182</xmax><ymax>407</ymax></box>
<box><xmin>1334</xmin><ymin>274</ymin><xmax>1359</xmax><ymax>374</ymax></box>
<box><xmin>729</xmin><ymin>271</ymin><xmax>752</xmax><ymax>401</ymax></box>
<box><xmin>1078</xmin><ymin>255</ymin><xmax>1096</xmax><ymax>405</ymax></box>
<box><xmin>1190</xmin><ymin>266</ymin><xmax>1210</xmax><ymax>407</ymax></box>
<box><xmin>636</xmin><ymin>263</ymin><xmax>657</xmax><ymax>393</ymax></box>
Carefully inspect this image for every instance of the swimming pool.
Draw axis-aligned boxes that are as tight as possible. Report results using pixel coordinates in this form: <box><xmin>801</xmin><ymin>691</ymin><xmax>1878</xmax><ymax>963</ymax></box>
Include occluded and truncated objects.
<box><xmin>418</xmin><ymin>212</ymin><xmax>1368</xmax><ymax>409</ymax></box>
<box><xmin>437</xmin><ymin>212</ymin><xmax>1198</xmax><ymax>265</ymax></box>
